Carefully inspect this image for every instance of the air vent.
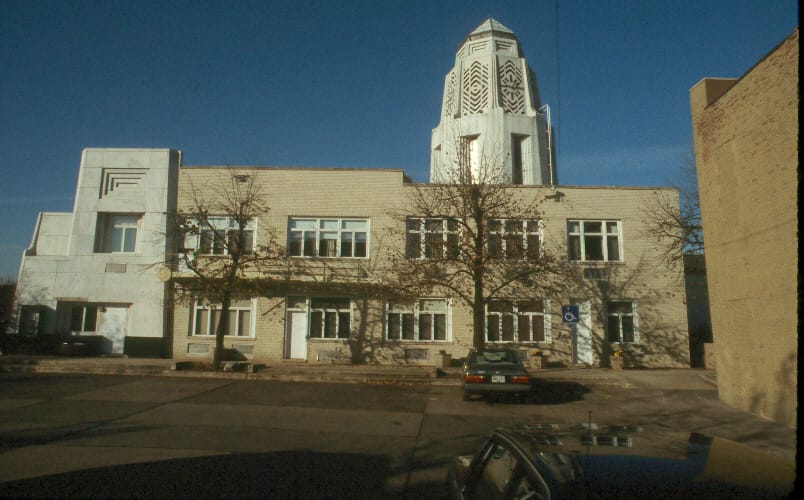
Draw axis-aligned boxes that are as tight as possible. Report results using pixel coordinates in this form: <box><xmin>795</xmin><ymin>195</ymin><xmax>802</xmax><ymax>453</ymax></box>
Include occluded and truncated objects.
<box><xmin>317</xmin><ymin>350</ymin><xmax>340</xmax><ymax>361</ymax></box>
<box><xmin>188</xmin><ymin>343</ymin><xmax>210</xmax><ymax>355</ymax></box>
<box><xmin>233</xmin><ymin>344</ymin><xmax>254</xmax><ymax>356</ymax></box>
<box><xmin>105</xmin><ymin>263</ymin><xmax>127</xmax><ymax>273</ymax></box>
<box><xmin>405</xmin><ymin>348</ymin><xmax>429</xmax><ymax>360</ymax></box>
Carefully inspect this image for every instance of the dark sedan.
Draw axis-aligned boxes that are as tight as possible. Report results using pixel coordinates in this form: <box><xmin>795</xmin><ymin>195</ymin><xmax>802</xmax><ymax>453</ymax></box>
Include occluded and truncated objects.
<box><xmin>447</xmin><ymin>424</ymin><xmax>795</xmax><ymax>499</ymax></box>
<box><xmin>462</xmin><ymin>349</ymin><xmax>531</xmax><ymax>401</ymax></box>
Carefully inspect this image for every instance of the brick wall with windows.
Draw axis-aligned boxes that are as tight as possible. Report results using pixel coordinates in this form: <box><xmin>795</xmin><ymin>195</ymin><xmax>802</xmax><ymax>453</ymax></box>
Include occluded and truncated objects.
<box><xmin>171</xmin><ymin>167</ymin><xmax>689</xmax><ymax>368</ymax></box>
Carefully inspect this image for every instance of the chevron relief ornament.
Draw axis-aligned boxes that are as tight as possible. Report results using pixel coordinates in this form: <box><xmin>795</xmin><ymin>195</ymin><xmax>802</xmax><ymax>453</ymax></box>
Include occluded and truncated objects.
<box><xmin>462</xmin><ymin>61</ymin><xmax>489</xmax><ymax>115</ymax></box>
<box><xmin>444</xmin><ymin>72</ymin><xmax>456</xmax><ymax>117</ymax></box>
<box><xmin>500</xmin><ymin>60</ymin><xmax>525</xmax><ymax>114</ymax></box>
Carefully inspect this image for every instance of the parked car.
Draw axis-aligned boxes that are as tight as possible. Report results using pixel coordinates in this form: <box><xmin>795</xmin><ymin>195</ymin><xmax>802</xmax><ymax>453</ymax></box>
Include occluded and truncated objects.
<box><xmin>462</xmin><ymin>349</ymin><xmax>531</xmax><ymax>401</ymax></box>
<box><xmin>447</xmin><ymin>424</ymin><xmax>795</xmax><ymax>499</ymax></box>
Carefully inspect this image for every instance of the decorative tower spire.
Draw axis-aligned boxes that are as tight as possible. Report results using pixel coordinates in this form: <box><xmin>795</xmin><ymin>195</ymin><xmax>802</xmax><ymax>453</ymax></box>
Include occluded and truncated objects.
<box><xmin>430</xmin><ymin>18</ymin><xmax>556</xmax><ymax>185</ymax></box>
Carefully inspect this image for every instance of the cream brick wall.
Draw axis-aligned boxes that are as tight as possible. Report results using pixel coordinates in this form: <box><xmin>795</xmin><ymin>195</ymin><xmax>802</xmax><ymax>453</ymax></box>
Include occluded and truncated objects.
<box><xmin>171</xmin><ymin>167</ymin><xmax>689</xmax><ymax>368</ymax></box>
<box><xmin>691</xmin><ymin>29</ymin><xmax>798</xmax><ymax>427</ymax></box>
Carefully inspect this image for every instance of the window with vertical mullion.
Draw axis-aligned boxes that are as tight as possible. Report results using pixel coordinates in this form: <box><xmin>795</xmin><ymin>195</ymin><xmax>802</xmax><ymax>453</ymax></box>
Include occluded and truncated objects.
<box><xmin>192</xmin><ymin>300</ymin><xmax>253</xmax><ymax>337</ymax></box>
<box><xmin>309</xmin><ymin>298</ymin><xmax>351</xmax><ymax>339</ymax></box>
<box><xmin>487</xmin><ymin>219</ymin><xmax>541</xmax><ymax>260</ymax></box>
<box><xmin>70</xmin><ymin>304</ymin><xmax>98</xmax><ymax>332</ymax></box>
<box><xmin>96</xmin><ymin>214</ymin><xmax>140</xmax><ymax>253</ymax></box>
<box><xmin>568</xmin><ymin>220</ymin><xmax>622</xmax><ymax>262</ymax></box>
<box><xmin>407</xmin><ymin>218</ymin><xmax>460</xmax><ymax>260</ymax></box>
<box><xmin>385</xmin><ymin>299</ymin><xmax>449</xmax><ymax>342</ymax></box>
<box><xmin>486</xmin><ymin>299</ymin><xmax>548</xmax><ymax>343</ymax></box>
<box><xmin>607</xmin><ymin>301</ymin><xmax>637</xmax><ymax>343</ymax></box>
<box><xmin>288</xmin><ymin>218</ymin><xmax>368</xmax><ymax>258</ymax></box>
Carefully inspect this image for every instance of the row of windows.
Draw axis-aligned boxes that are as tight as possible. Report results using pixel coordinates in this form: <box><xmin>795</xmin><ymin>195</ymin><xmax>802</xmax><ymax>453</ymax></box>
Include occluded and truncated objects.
<box><xmin>188</xmin><ymin>297</ymin><xmax>637</xmax><ymax>344</ymax></box>
<box><xmin>288</xmin><ymin>218</ymin><xmax>368</xmax><ymax>258</ymax></box>
<box><xmin>181</xmin><ymin>217</ymin><xmax>256</xmax><ymax>256</ymax></box>
<box><xmin>97</xmin><ymin>212</ymin><xmax>623</xmax><ymax>264</ymax></box>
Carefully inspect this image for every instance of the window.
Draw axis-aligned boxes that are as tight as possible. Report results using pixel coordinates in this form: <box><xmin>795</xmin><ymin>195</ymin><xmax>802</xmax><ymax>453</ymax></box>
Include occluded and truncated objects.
<box><xmin>461</xmin><ymin>135</ymin><xmax>480</xmax><ymax>180</ymax></box>
<box><xmin>70</xmin><ymin>304</ymin><xmax>98</xmax><ymax>332</ymax></box>
<box><xmin>18</xmin><ymin>306</ymin><xmax>42</xmax><ymax>335</ymax></box>
<box><xmin>488</xmin><ymin>219</ymin><xmax>541</xmax><ymax>260</ymax></box>
<box><xmin>96</xmin><ymin>214</ymin><xmax>140</xmax><ymax>253</ymax></box>
<box><xmin>406</xmin><ymin>218</ymin><xmax>460</xmax><ymax>259</ymax></box>
<box><xmin>386</xmin><ymin>299</ymin><xmax>450</xmax><ymax>341</ymax></box>
<box><xmin>309</xmin><ymin>298</ymin><xmax>351</xmax><ymax>339</ymax></box>
<box><xmin>182</xmin><ymin>217</ymin><xmax>255</xmax><ymax>256</ymax></box>
<box><xmin>567</xmin><ymin>220</ymin><xmax>622</xmax><ymax>262</ymax></box>
<box><xmin>607</xmin><ymin>301</ymin><xmax>637</xmax><ymax>343</ymax></box>
<box><xmin>192</xmin><ymin>299</ymin><xmax>254</xmax><ymax>337</ymax></box>
<box><xmin>288</xmin><ymin>218</ymin><xmax>368</xmax><ymax>258</ymax></box>
<box><xmin>486</xmin><ymin>299</ymin><xmax>550</xmax><ymax>343</ymax></box>
<box><xmin>511</xmin><ymin>134</ymin><xmax>529</xmax><ymax>184</ymax></box>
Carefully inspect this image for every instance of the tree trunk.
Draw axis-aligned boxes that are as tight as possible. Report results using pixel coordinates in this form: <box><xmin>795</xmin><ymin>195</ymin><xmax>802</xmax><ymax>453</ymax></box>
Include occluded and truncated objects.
<box><xmin>472</xmin><ymin>294</ymin><xmax>485</xmax><ymax>352</ymax></box>
<box><xmin>213</xmin><ymin>292</ymin><xmax>231</xmax><ymax>369</ymax></box>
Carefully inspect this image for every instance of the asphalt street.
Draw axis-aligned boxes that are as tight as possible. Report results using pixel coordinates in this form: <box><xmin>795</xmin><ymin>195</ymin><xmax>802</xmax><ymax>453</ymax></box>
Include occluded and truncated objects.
<box><xmin>0</xmin><ymin>372</ymin><xmax>796</xmax><ymax>498</ymax></box>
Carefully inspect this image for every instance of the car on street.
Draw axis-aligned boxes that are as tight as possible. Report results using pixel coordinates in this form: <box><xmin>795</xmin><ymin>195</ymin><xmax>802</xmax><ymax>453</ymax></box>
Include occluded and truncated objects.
<box><xmin>446</xmin><ymin>424</ymin><xmax>795</xmax><ymax>499</ymax></box>
<box><xmin>462</xmin><ymin>349</ymin><xmax>531</xmax><ymax>401</ymax></box>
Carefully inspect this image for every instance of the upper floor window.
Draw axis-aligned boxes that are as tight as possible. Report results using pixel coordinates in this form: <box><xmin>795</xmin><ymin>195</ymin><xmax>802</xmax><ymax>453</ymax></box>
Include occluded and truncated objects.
<box><xmin>192</xmin><ymin>299</ymin><xmax>254</xmax><ymax>337</ymax></box>
<box><xmin>386</xmin><ymin>299</ymin><xmax>450</xmax><ymax>342</ymax></box>
<box><xmin>607</xmin><ymin>301</ymin><xmax>637</xmax><ymax>343</ymax></box>
<box><xmin>96</xmin><ymin>213</ymin><xmax>140</xmax><ymax>253</ymax></box>
<box><xmin>461</xmin><ymin>135</ymin><xmax>480</xmax><ymax>180</ymax></box>
<box><xmin>568</xmin><ymin>220</ymin><xmax>622</xmax><ymax>262</ymax></box>
<box><xmin>406</xmin><ymin>218</ymin><xmax>460</xmax><ymax>259</ymax></box>
<box><xmin>288</xmin><ymin>218</ymin><xmax>368</xmax><ymax>258</ymax></box>
<box><xmin>511</xmin><ymin>134</ymin><xmax>529</xmax><ymax>184</ymax></box>
<box><xmin>488</xmin><ymin>219</ymin><xmax>541</xmax><ymax>260</ymax></box>
<box><xmin>181</xmin><ymin>217</ymin><xmax>255</xmax><ymax>256</ymax></box>
<box><xmin>486</xmin><ymin>299</ymin><xmax>550</xmax><ymax>343</ymax></box>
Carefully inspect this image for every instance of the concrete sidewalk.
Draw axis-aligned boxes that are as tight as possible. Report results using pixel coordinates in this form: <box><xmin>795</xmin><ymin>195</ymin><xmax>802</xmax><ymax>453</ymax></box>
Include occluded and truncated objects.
<box><xmin>0</xmin><ymin>354</ymin><xmax>717</xmax><ymax>391</ymax></box>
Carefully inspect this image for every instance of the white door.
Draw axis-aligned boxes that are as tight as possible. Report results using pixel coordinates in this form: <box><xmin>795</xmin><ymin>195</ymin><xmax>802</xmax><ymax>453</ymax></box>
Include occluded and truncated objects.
<box><xmin>286</xmin><ymin>311</ymin><xmax>308</xmax><ymax>360</ymax></box>
<box><xmin>573</xmin><ymin>301</ymin><xmax>594</xmax><ymax>366</ymax></box>
<box><xmin>99</xmin><ymin>306</ymin><xmax>127</xmax><ymax>355</ymax></box>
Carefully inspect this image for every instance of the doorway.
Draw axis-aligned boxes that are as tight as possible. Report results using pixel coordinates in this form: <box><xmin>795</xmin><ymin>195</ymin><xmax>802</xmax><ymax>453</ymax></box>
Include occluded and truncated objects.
<box><xmin>98</xmin><ymin>306</ymin><xmax>128</xmax><ymax>355</ymax></box>
<box><xmin>285</xmin><ymin>310</ymin><xmax>307</xmax><ymax>360</ymax></box>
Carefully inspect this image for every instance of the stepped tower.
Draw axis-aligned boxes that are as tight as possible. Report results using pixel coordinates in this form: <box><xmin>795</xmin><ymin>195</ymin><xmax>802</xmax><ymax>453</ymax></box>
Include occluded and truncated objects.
<box><xmin>431</xmin><ymin>19</ymin><xmax>556</xmax><ymax>185</ymax></box>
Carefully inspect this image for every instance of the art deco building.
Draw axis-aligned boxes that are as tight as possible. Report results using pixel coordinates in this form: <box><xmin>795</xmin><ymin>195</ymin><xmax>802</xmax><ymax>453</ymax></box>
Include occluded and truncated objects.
<box><xmin>13</xmin><ymin>20</ymin><xmax>690</xmax><ymax>369</ymax></box>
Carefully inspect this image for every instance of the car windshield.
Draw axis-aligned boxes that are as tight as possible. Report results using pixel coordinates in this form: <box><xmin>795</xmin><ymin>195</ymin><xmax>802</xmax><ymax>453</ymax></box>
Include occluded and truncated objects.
<box><xmin>471</xmin><ymin>351</ymin><xmax>520</xmax><ymax>365</ymax></box>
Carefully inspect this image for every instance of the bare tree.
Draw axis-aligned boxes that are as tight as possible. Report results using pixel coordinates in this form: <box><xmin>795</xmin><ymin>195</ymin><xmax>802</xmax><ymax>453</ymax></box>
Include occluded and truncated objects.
<box><xmin>644</xmin><ymin>150</ymin><xmax>703</xmax><ymax>270</ymax></box>
<box><xmin>172</xmin><ymin>168</ymin><xmax>282</xmax><ymax>369</ymax></box>
<box><xmin>388</xmin><ymin>141</ymin><xmax>570</xmax><ymax>352</ymax></box>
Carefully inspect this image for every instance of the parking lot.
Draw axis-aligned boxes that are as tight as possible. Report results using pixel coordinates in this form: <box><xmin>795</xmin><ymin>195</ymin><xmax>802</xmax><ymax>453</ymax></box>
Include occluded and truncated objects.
<box><xmin>0</xmin><ymin>370</ymin><xmax>795</xmax><ymax>498</ymax></box>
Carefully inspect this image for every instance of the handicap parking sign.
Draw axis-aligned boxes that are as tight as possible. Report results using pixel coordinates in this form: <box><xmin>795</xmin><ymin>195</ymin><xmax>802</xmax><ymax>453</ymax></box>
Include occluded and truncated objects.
<box><xmin>562</xmin><ymin>305</ymin><xmax>579</xmax><ymax>324</ymax></box>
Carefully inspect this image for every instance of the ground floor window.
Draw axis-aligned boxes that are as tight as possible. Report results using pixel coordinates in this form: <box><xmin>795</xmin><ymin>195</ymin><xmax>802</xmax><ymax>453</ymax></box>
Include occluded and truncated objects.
<box><xmin>192</xmin><ymin>299</ymin><xmax>254</xmax><ymax>337</ymax></box>
<box><xmin>607</xmin><ymin>301</ymin><xmax>637</xmax><ymax>343</ymax></box>
<box><xmin>70</xmin><ymin>304</ymin><xmax>98</xmax><ymax>332</ymax></box>
<box><xmin>309</xmin><ymin>298</ymin><xmax>351</xmax><ymax>339</ymax></box>
<box><xmin>18</xmin><ymin>306</ymin><xmax>42</xmax><ymax>335</ymax></box>
<box><xmin>386</xmin><ymin>299</ymin><xmax>450</xmax><ymax>341</ymax></box>
<box><xmin>486</xmin><ymin>299</ymin><xmax>550</xmax><ymax>343</ymax></box>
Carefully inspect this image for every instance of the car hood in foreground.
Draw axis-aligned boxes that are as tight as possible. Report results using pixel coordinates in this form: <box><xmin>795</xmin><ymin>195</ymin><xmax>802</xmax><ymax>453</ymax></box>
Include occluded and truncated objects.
<box><xmin>505</xmin><ymin>425</ymin><xmax>793</xmax><ymax>498</ymax></box>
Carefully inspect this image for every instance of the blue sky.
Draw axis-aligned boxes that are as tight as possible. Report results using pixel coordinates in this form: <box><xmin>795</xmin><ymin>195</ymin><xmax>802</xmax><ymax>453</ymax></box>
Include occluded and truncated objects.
<box><xmin>0</xmin><ymin>0</ymin><xmax>798</xmax><ymax>278</ymax></box>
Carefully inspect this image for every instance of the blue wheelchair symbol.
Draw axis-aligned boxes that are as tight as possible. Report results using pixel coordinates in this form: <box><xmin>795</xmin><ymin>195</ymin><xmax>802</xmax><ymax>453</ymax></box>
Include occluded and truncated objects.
<box><xmin>562</xmin><ymin>305</ymin><xmax>579</xmax><ymax>324</ymax></box>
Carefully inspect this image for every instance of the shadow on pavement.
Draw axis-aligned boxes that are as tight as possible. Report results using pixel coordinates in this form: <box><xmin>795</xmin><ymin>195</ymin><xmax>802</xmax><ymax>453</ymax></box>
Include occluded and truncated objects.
<box><xmin>527</xmin><ymin>379</ymin><xmax>591</xmax><ymax>404</ymax></box>
<box><xmin>478</xmin><ymin>379</ymin><xmax>591</xmax><ymax>405</ymax></box>
<box><xmin>0</xmin><ymin>450</ymin><xmax>436</xmax><ymax>499</ymax></box>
